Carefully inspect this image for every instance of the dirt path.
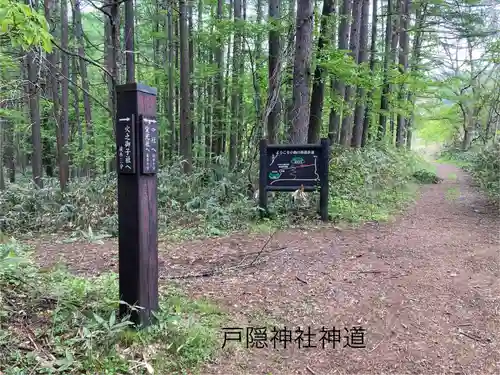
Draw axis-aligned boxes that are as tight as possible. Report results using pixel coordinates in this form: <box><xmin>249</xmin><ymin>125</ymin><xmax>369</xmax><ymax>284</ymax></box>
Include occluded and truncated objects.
<box><xmin>33</xmin><ymin>163</ymin><xmax>500</xmax><ymax>375</ymax></box>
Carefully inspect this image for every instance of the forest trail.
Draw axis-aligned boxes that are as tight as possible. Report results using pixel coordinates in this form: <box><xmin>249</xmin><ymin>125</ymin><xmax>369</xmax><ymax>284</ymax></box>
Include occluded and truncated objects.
<box><xmin>33</xmin><ymin>163</ymin><xmax>500</xmax><ymax>375</ymax></box>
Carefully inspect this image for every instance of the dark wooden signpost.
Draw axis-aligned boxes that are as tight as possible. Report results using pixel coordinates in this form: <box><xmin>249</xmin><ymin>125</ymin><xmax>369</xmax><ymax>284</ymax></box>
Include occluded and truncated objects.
<box><xmin>116</xmin><ymin>83</ymin><xmax>158</xmax><ymax>328</ymax></box>
<box><xmin>259</xmin><ymin>138</ymin><xmax>330</xmax><ymax>221</ymax></box>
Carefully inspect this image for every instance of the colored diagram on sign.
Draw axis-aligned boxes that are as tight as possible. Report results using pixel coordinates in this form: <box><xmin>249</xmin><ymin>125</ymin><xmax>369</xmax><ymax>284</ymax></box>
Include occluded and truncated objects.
<box><xmin>267</xmin><ymin>151</ymin><xmax>320</xmax><ymax>187</ymax></box>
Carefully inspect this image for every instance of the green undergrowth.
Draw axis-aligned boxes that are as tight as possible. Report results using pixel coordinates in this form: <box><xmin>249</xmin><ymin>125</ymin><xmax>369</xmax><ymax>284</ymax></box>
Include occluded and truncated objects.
<box><xmin>0</xmin><ymin>238</ymin><xmax>224</xmax><ymax>375</ymax></box>
<box><xmin>439</xmin><ymin>142</ymin><xmax>500</xmax><ymax>203</ymax></box>
<box><xmin>0</xmin><ymin>146</ymin><xmax>437</xmax><ymax>240</ymax></box>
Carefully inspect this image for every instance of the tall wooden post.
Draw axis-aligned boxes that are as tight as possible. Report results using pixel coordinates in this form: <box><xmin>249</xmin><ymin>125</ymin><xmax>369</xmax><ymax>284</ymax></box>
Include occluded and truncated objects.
<box><xmin>116</xmin><ymin>83</ymin><xmax>158</xmax><ymax>327</ymax></box>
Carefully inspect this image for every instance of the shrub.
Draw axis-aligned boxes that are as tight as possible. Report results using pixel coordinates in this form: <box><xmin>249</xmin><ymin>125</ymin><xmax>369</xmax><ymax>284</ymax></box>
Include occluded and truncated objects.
<box><xmin>439</xmin><ymin>142</ymin><xmax>500</xmax><ymax>203</ymax></box>
<box><xmin>0</xmin><ymin>239</ymin><xmax>222</xmax><ymax>374</ymax></box>
<box><xmin>0</xmin><ymin>147</ymin><xmax>431</xmax><ymax>238</ymax></box>
<box><xmin>468</xmin><ymin>142</ymin><xmax>500</xmax><ymax>202</ymax></box>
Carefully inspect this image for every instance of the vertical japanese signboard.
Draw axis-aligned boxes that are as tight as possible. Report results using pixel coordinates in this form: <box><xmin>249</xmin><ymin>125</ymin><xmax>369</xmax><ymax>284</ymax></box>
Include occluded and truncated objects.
<box><xmin>140</xmin><ymin>116</ymin><xmax>158</xmax><ymax>174</ymax></box>
<box><xmin>117</xmin><ymin>115</ymin><xmax>136</xmax><ymax>174</ymax></box>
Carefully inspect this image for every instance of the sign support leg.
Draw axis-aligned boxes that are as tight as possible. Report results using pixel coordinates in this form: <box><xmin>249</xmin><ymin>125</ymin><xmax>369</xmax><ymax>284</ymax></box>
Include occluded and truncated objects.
<box><xmin>319</xmin><ymin>138</ymin><xmax>330</xmax><ymax>222</ymax></box>
<box><xmin>259</xmin><ymin>139</ymin><xmax>268</xmax><ymax>218</ymax></box>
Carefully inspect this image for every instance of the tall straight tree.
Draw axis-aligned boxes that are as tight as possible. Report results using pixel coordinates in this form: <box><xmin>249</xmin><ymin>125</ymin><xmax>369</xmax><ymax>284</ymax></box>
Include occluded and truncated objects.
<box><xmin>339</xmin><ymin>0</ymin><xmax>362</xmax><ymax>146</ymax></box>
<box><xmin>329</xmin><ymin>0</ymin><xmax>353</xmax><ymax>144</ymax></box>
<box><xmin>58</xmin><ymin>0</ymin><xmax>70</xmax><ymax>191</ymax></box>
<box><xmin>379</xmin><ymin>0</ymin><xmax>400</xmax><ymax>140</ymax></box>
<box><xmin>396</xmin><ymin>0</ymin><xmax>410</xmax><ymax>147</ymax></box>
<box><xmin>73</xmin><ymin>0</ymin><xmax>93</xmax><ymax>173</ymax></box>
<box><xmin>406</xmin><ymin>0</ymin><xmax>427</xmax><ymax>149</ymax></box>
<box><xmin>125</xmin><ymin>0</ymin><xmax>135</xmax><ymax>82</ymax></box>
<box><xmin>267</xmin><ymin>0</ymin><xmax>281</xmax><ymax>143</ymax></box>
<box><xmin>351</xmin><ymin>0</ymin><xmax>369</xmax><ymax>147</ymax></box>
<box><xmin>229</xmin><ymin>0</ymin><xmax>241</xmax><ymax>169</ymax></box>
<box><xmin>362</xmin><ymin>0</ymin><xmax>378</xmax><ymax>147</ymax></box>
<box><xmin>289</xmin><ymin>0</ymin><xmax>314</xmax><ymax>144</ymax></box>
<box><xmin>213</xmin><ymin>0</ymin><xmax>224</xmax><ymax>156</ymax></box>
<box><xmin>179</xmin><ymin>0</ymin><xmax>192</xmax><ymax>172</ymax></box>
<box><xmin>308</xmin><ymin>0</ymin><xmax>335</xmax><ymax>143</ymax></box>
<box><xmin>166</xmin><ymin>2</ymin><xmax>175</xmax><ymax>158</ymax></box>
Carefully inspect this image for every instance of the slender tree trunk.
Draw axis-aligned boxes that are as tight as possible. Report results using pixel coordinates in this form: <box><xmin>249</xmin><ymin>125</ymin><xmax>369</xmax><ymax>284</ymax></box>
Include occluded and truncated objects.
<box><xmin>223</xmin><ymin>0</ymin><xmax>232</xmax><ymax>154</ymax></box>
<box><xmin>179</xmin><ymin>0</ymin><xmax>193</xmax><ymax>172</ymax></box>
<box><xmin>396</xmin><ymin>0</ymin><xmax>410</xmax><ymax>147</ymax></box>
<box><xmin>267</xmin><ymin>0</ymin><xmax>281</xmax><ymax>144</ymax></box>
<box><xmin>174</xmin><ymin>11</ymin><xmax>180</xmax><ymax>154</ymax></box>
<box><xmin>339</xmin><ymin>0</ymin><xmax>362</xmax><ymax>146</ymax></box>
<box><xmin>379</xmin><ymin>0</ymin><xmax>392</xmax><ymax>140</ymax></box>
<box><xmin>284</xmin><ymin>0</ymin><xmax>296</xmax><ymax>133</ymax></box>
<box><xmin>74</xmin><ymin>0</ymin><xmax>93</xmax><ymax>174</ymax></box>
<box><xmin>5</xmin><ymin>117</ymin><xmax>15</xmax><ymax>183</ymax></box>
<box><xmin>229</xmin><ymin>0</ymin><xmax>241</xmax><ymax>168</ymax></box>
<box><xmin>289</xmin><ymin>0</ymin><xmax>314</xmax><ymax>144</ymax></box>
<box><xmin>0</xmin><ymin>119</ymin><xmax>4</xmax><ymax>190</ymax></box>
<box><xmin>361</xmin><ymin>0</ymin><xmax>377</xmax><ymax>147</ymax></box>
<box><xmin>166</xmin><ymin>2</ymin><xmax>176</xmax><ymax>158</ymax></box>
<box><xmin>71</xmin><ymin>54</ymin><xmax>82</xmax><ymax>176</ymax></box>
<box><xmin>188</xmin><ymin>3</ymin><xmax>195</xmax><ymax>154</ymax></box>
<box><xmin>213</xmin><ymin>0</ymin><xmax>225</xmax><ymax>156</ymax></box>
<box><xmin>308</xmin><ymin>0</ymin><xmax>335</xmax><ymax>143</ymax></box>
<box><xmin>27</xmin><ymin>52</ymin><xmax>43</xmax><ymax>187</ymax></box>
<box><xmin>406</xmin><ymin>1</ymin><xmax>427</xmax><ymax>149</ymax></box>
<box><xmin>329</xmin><ymin>0</ymin><xmax>352</xmax><ymax>144</ymax></box>
<box><xmin>125</xmin><ymin>0</ymin><xmax>135</xmax><ymax>82</ymax></box>
<box><xmin>58</xmin><ymin>0</ymin><xmax>70</xmax><ymax>191</ymax></box>
<box><xmin>351</xmin><ymin>0</ymin><xmax>369</xmax><ymax>147</ymax></box>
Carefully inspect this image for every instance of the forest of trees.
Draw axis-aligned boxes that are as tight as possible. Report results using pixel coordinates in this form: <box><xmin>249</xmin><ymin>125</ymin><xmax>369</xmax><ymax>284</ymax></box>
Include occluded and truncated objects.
<box><xmin>0</xmin><ymin>0</ymin><xmax>498</xmax><ymax>193</ymax></box>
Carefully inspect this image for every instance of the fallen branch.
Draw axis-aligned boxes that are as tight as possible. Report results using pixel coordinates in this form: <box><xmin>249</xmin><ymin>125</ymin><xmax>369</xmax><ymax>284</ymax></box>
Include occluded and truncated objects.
<box><xmin>459</xmin><ymin>329</ymin><xmax>491</xmax><ymax>343</ymax></box>
<box><xmin>167</xmin><ymin>230</ymin><xmax>279</xmax><ymax>279</ymax></box>
<box><xmin>295</xmin><ymin>276</ymin><xmax>308</xmax><ymax>284</ymax></box>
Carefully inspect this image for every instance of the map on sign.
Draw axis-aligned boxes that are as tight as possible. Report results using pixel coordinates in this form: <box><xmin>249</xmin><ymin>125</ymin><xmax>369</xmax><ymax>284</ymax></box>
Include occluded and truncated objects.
<box><xmin>267</xmin><ymin>149</ymin><xmax>320</xmax><ymax>188</ymax></box>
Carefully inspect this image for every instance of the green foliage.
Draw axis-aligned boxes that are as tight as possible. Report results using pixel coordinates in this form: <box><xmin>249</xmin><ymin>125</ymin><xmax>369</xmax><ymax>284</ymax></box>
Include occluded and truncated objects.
<box><xmin>0</xmin><ymin>239</ymin><xmax>222</xmax><ymax>374</ymax></box>
<box><xmin>412</xmin><ymin>169</ymin><xmax>442</xmax><ymax>184</ymax></box>
<box><xmin>439</xmin><ymin>142</ymin><xmax>500</xmax><ymax>203</ymax></box>
<box><xmin>327</xmin><ymin>144</ymin><xmax>429</xmax><ymax>223</ymax></box>
<box><xmin>0</xmin><ymin>0</ymin><xmax>52</xmax><ymax>51</ymax></box>
<box><xmin>468</xmin><ymin>142</ymin><xmax>500</xmax><ymax>202</ymax></box>
<box><xmin>1</xmin><ymin>146</ymin><xmax>436</xmax><ymax>238</ymax></box>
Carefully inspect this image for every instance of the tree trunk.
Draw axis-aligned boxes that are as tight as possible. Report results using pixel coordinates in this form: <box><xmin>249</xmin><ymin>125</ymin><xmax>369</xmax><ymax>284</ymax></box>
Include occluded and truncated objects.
<box><xmin>308</xmin><ymin>0</ymin><xmax>335</xmax><ymax>144</ymax></box>
<box><xmin>379</xmin><ymin>0</ymin><xmax>393</xmax><ymax>140</ymax></box>
<box><xmin>4</xmin><ymin>118</ymin><xmax>15</xmax><ymax>183</ymax></box>
<box><xmin>267</xmin><ymin>0</ymin><xmax>281</xmax><ymax>144</ymax></box>
<box><xmin>406</xmin><ymin>0</ymin><xmax>427</xmax><ymax>149</ymax></box>
<box><xmin>395</xmin><ymin>0</ymin><xmax>410</xmax><ymax>147</ymax></box>
<box><xmin>339</xmin><ymin>0</ymin><xmax>362</xmax><ymax>147</ymax></box>
<box><xmin>229</xmin><ymin>0</ymin><xmax>241</xmax><ymax>169</ymax></box>
<box><xmin>188</xmin><ymin>3</ymin><xmax>195</xmax><ymax>153</ymax></box>
<box><xmin>26</xmin><ymin>54</ymin><xmax>43</xmax><ymax>188</ymax></box>
<box><xmin>284</xmin><ymin>0</ymin><xmax>296</xmax><ymax>133</ymax></box>
<box><xmin>351</xmin><ymin>0</ymin><xmax>369</xmax><ymax>147</ymax></box>
<box><xmin>329</xmin><ymin>0</ymin><xmax>352</xmax><ymax>144</ymax></box>
<box><xmin>361</xmin><ymin>0</ymin><xmax>377</xmax><ymax>147</ymax></box>
<box><xmin>125</xmin><ymin>0</ymin><xmax>135</xmax><ymax>82</ymax></box>
<box><xmin>379</xmin><ymin>0</ymin><xmax>400</xmax><ymax>142</ymax></box>
<box><xmin>289</xmin><ymin>0</ymin><xmax>314</xmax><ymax>144</ymax></box>
<box><xmin>179</xmin><ymin>0</ymin><xmax>193</xmax><ymax>172</ymax></box>
<box><xmin>74</xmin><ymin>0</ymin><xmax>93</xmax><ymax>174</ymax></box>
<box><xmin>166</xmin><ymin>2</ymin><xmax>176</xmax><ymax>158</ymax></box>
<box><xmin>0</xmin><ymin>119</ymin><xmax>4</xmax><ymax>190</ymax></box>
<box><xmin>213</xmin><ymin>0</ymin><xmax>225</xmax><ymax>156</ymax></box>
<box><xmin>58</xmin><ymin>0</ymin><xmax>70</xmax><ymax>191</ymax></box>
<box><xmin>71</xmin><ymin>54</ymin><xmax>82</xmax><ymax>176</ymax></box>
